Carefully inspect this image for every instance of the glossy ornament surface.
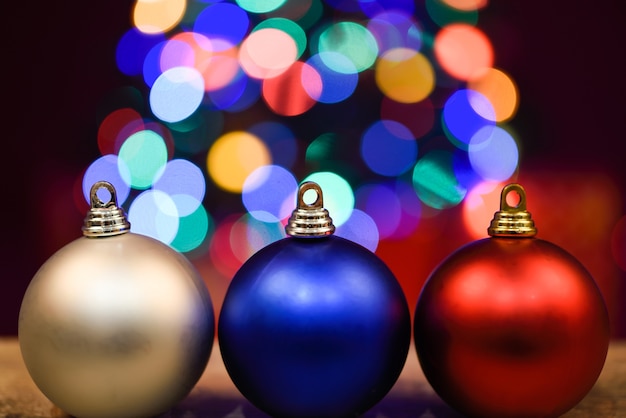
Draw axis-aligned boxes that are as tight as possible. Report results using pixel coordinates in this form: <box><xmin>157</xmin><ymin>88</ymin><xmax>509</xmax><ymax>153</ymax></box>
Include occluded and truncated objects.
<box><xmin>19</xmin><ymin>181</ymin><xmax>215</xmax><ymax>418</ymax></box>
<box><xmin>414</xmin><ymin>184</ymin><xmax>610</xmax><ymax>418</ymax></box>
<box><xmin>218</xmin><ymin>182</ymin><xmax>411</xmax><ymax>418</ymax></box>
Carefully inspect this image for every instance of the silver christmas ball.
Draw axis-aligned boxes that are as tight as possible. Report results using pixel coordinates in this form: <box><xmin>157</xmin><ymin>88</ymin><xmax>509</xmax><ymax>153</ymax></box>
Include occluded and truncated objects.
<box><xmin>18</xmin><ymin>181</ymin><xmax>214</xmax><ymax>418</ymax></box>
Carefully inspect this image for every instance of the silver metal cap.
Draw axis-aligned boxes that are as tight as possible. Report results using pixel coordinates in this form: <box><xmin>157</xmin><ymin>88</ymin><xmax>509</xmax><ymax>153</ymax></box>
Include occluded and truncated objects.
<box><xmin>82</xmin><ymin>181</ymin><xmax>131</xmax><ymax>237</ymax></box>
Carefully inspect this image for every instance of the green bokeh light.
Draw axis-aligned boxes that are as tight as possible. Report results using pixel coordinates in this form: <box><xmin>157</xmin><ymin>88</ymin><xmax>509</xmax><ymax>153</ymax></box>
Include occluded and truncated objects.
<box><xmin>171</xmin><ymin>204</ymin><xmax>212</xmax><ymax>253</ymax></box>
<box><xmin>118</xmin><ymin>130</ymin><xmax>168</xmax><ymax>189</ymax></box>
<box><xmin>304</xmin><ymin>171</ymin><xmax>354</xmax><ymax>226</ymax></box>
<box><xmin>412</xmin><ymin>150</ymin><xmax>466</xmax><ymax>209</ymax></box>
<box><xmin>318</xmin><ymin>21</ymin><xmax>378</xmax><ymax>73</ymax></box>
<box><xmin>236</xmin><ymin>0</ymin><xmax>286</xmax><ymax>14</ymax></box>
<box><xmin>425</xmin><ymin>0</ymin><xmax>479</xmax><ymax>27</ymax></box>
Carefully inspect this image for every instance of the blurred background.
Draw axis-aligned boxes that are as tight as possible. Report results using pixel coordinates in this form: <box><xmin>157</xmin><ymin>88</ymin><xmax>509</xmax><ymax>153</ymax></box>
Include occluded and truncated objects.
<box><xmin>3</xmin><ymin>0</ymin><xmax>625</xmax><ymax>337</ymax></box>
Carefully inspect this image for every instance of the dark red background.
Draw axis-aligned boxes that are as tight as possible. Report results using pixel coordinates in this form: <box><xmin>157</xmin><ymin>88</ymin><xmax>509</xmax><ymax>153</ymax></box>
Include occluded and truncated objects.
<box><xmin>3</xmin><ymin>1</ymin><xmax>625</xmax><ymax>336</ymax></box>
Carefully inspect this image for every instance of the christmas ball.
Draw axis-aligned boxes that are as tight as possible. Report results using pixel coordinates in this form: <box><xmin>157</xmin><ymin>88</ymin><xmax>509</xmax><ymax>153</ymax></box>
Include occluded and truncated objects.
<box><xmin>19</xmin><ymin>181</ymin><xmax>215</xmax><ymax>418</ymax></box>
<box><xmin>414</xmin><ymin>184</ymin><xmax>610</xmax><ymax>418</ymax></box>
<box><xmin>218</xmin><ymin>181</ymin><xmax>411</xmax><ymax>418</ymax></box>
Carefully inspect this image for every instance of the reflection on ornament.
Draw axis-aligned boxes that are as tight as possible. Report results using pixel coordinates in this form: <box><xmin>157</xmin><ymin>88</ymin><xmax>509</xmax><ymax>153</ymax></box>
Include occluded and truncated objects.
<box><xmin>218</xmin><ymin>181</ymin><xmax>411</xmax><ymax>418</ymax></box>
<box><xmin>414</xmin><ymin>183</ymin><xmax>610</xmax><ymax>418</ymax></box>
<box><xmin>19</xmin><ymin>181</ymin><xmax>215</xmax><ymax>418</ymax></box>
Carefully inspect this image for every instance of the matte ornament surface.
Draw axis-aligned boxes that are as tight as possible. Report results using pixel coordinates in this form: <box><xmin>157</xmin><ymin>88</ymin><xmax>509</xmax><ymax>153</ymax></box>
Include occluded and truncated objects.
<box><xmin>18</xmin><ymin>182</ymin><xmax>215</xmax><ymax>418</ymax></box>
<box><xmin>414</xmin><ymin>184</ymin><xmax>610</xmax><ymax>418</ymax></box>
<box><xmin>218</xmin><ymin>235</ymin><xmax>411</xmax><ymax>418</ymax></box>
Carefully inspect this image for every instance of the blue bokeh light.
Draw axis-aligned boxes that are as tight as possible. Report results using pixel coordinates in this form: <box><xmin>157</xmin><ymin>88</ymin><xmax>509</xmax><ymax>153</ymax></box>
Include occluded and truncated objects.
<box><xmin>116</xmin><ymin>28</ymin><xmax>166</xmax><ymax>76</ymax></box>
<box><xmin>149</xmin><ymin>66</ymin><xmax>205</xmax><ymax>123</ymax></box>
<box><xmin>129</xmin><ymin>189</ymin><xmax>179</xmax><ymax>244</ymax></box>
<box><xmin>305</xmin><ymin>52</ymin><xmax>359</xmax><ymax>103</ymax></box>
<box><xmin>193</xmin><ymin>3</ymin><xmax>251</xmax><ymax>50</ymax></box>
<box><xmin>242</xmin><ymin>165</ymin><xmax>298</xmax><ymax>223</ymax></box>
<box><xmin>82</xmin><ymin>154</ymin><xmax>131</xmax><ymax>205</ymax></box>
<box><xmin>469</xmin><ymin>125</ymin><xmax>519</xmax><ymax>182</ymax></box>
<box><xmin>361</xmin><ymin>120</ymin><xmax>417</xmax><ymax>176</ymax></box>
<box><xmin>443</xmin><ymin>89</ymin><xmax>496</xmax><ymax>149</ymax></box>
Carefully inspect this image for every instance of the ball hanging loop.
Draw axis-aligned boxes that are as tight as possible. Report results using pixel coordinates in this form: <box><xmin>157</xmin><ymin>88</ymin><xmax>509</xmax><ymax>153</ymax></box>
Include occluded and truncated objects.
<box><xmin>487</xmin><ymin>183</ymin><xmax>537</xmax><ymax>237</ymax></box>
<box><xmin>82</xmin><ymin>181</ymin><xmax>131</xmax><ymax>238</ymax></box>
<box><xmin>285</xmin><ymin>181</ymin><xmax>335</xmax><ymax>238</ymax></box>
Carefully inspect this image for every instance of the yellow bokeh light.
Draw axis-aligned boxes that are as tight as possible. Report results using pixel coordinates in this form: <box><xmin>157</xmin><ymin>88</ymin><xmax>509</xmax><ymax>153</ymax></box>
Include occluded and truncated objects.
<box><xmin>468</xmin><ymin>67</ymin><xmax>519</xmax><ymax>122</ymax></box>
<box><xmin>375</xmin><ymin>48</ymin><xmax>435</xmax><ymax>104</ymax></box>
<box><xmin>207</xmin><ymin>131</ymin><xmax>272</xmax><ymax>193</ymax></box>
<box><xmin>133</xmin><ymin>0</ymin><xmax>186</xmax><ymax>34</ymax></box>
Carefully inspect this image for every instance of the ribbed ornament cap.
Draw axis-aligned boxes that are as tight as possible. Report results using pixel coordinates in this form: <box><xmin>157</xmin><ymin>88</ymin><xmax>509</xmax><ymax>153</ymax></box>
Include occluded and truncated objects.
<box><xmin>82</xmin><ymin>181</ymin><xmax>131</xmax><ymax>238</ymax></box>
<box><xmin>488</xmin><ymin>183</ymin><xmax>537</xmax><ymax>238</ymax></box>
<box><xmin>285</xmin><ymin>181</ymin><xmax>335</xmax><ymax>238</ymax></box>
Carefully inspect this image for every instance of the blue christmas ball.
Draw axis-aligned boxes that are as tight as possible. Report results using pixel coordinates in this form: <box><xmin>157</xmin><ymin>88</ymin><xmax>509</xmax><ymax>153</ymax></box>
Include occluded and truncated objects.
<box><xmin>218</xmin><ymin>233</ymin><xmax>411</xmax><ymax>418</ymax></box>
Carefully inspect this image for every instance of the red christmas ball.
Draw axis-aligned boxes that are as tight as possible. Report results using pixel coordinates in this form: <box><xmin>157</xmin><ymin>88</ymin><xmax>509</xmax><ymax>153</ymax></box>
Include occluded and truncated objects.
<box><xmin>414</xmin><ymin>184</ymin><xmax>610</xmax><ymax>418</ymax></box>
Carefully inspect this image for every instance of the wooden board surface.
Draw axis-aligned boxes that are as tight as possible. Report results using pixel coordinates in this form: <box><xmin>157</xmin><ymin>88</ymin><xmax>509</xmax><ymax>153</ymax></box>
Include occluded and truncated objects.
<box><xmin>1</xmin><ymin>338</ymin><xmax>624</xmax><ymax>417</ymax></box>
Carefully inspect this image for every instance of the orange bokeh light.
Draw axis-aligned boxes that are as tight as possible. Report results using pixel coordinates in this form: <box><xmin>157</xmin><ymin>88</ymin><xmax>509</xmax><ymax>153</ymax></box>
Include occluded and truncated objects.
<box><xmin>468</xmin><ymin>67</ymin><xmax>519</xmax><ymax>122</ymax></box>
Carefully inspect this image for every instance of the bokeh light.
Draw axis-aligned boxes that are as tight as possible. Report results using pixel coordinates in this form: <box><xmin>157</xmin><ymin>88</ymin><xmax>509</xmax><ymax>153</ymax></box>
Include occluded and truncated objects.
<box><xmin>239</xmin><ymin>28</ymin><xmax>298</xmax><ymax>79</ymax></box>
<box><xmin>426</xmin><ymin>0</ymin><xmax>479</xmax><ymax>27</ymax></box>
<box><xmin>82</xmin><ymin>155</ymin><xmax>131</xmax><ymax>205</ymax></box>
<box><xmin>360</xmin><ymin>0</ymin><xmax>416</xmax><ymax>17</ymax></box>
<box><xmin>335</xmin><ymin>209</ymin><xmax>379</xmax><ymax>252</ymax></box>
<box><xmin>242</xmin><ymin>165</ymin><xmax>298</xmax><ymax>223</ymax></box>
<box><xmin>118</xmin><ymin>130</ymin><xmax>168</xmax><ymax>189</ymax></box>
<box><xmin>86</xmin><ymin>0</ymin><xmax>528</xmax><ymax>264</ymax></box>
<box><xmin>133</xmin><ymin>0</ymin><xmax>186</xmax><ymax>34</ymax></box>
<box><xmin>367</xmin><ymin>10</ymin><xmax>421</xmax><ymax>53</ymax></box>
<box><xmin>254</xmin><ymin>18</ymin><xmax>307</xmax><ymax>60</ymax></box>
<box><xmin>230</xmin><ymin>214</ymin><xmax>285</xmax><ymax>262</ymax></box>
<box><xmin>152</xmin><ymin>159</ymin><xmax>206</xmax><ymax>216</ymax></box>
<box><xmin>149</xmin><ymin>66</ymin><xmax>205</xmax><ymax>123</ymax></box>
<box><xmin>236</xmin><ymin>0</ymin><xmax>286</xmax><ymax>14</ymax></box>
<box><xmin>305</xmin><ymin>52</ymin><xmax>358</xmax><ymax>104</ymax></box>
<box><xmin>443</xmin><ymin>88</ymin><xmax>495</xmax><ymax>148</ymax></box>
<box><xmin>468</xmin><ymin>125</ymin><xmax>519</xmax><ymax>182</ymax></box>
<box><xmin>356</xmin><ymin>182</ymin><xmax>402</xmax><ymax>240</ymax></box>
<box><xmin>434</xmin><ymin>23</ymin><xmax>493</xmax><ymax>80</ymax></box>
<box><xmin>116</xmin><ymin>28</ymin><xmax>166</xmax><ymax>76</ymax></box>
<box><xmin>248</xmin><ymin>121</ymin><xmax>297</xmax><ymax>168</ymax></box>
<box><xmin>262</xmin><ymin>61</ymin><xmax>321</xmax><ymax>116</ymax></box>
<box><xmin>128</xmin><ymin>189</ymin><xmax>179</xmax><ymax>244</ymax></box>
<box><xmin>170</xmin><ymin>204</ymin><xmax>212</xmax><ymax>253</ymax></box>
<box><xmin>376</xmin><ymin>48</ymin><xmax>435</xmax><ymax>103</ymax></box>
<box><xmin>361</xmin><ymin>120</ymin><xmax>417</xmax><ymax>176</ymax></box>
<box><xmin>193</xmin><ymin>3</ymin><xmax>250</xmax><ymax>49</ymax></box>
<box><xmin>392</xmin><ymin>179</ymin><xmax>422</xmax><ymax>239</ymax></box>
<box><xmin>461</xmin><ymin>181</ymin><xmax>502</xmax><ymax>238</ymax></box>
<box><xmin>209</xmin><ymin>214</ymin><xmax>246</xmax><ymax>278</ymax></box>
<box><xmin>303</xmin><ymin>172</ymin><xmax>355</xmax><ymax>226</ymax></box>
<box><xmin>412</xmin><ymin>150</ymin><xmax>466</xmax><ymax>209</ymax></box>
<box><xmin>207</xmin><ymin>131</ymin><xmax>272</xmax><ymax>193</ymax></box>
<box><xmin>468</xmin><ymin>67</ymin><xmax>519</xmax><ymax>122</ymax></box>
<box><xmin>317</xmin><ymin>21</ymin><xmax>378</xmax><ymax>73</ymax></box>
<box><xmin>441</xmin><ymin>0</ymin><xmax>488</xmax><ymax>11</ymax></box>
<box><xmin>97</xmin><ymin>108</ymin><xmax>144</xmax><ymax>155</ymax></box>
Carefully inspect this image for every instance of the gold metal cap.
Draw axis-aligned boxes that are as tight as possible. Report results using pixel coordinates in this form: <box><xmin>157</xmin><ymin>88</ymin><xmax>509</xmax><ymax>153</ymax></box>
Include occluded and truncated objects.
<box><xmin>285</xmin><ymin>181</ymin><xmax>335</xmax><ymax>238</ymax></box>
<box><xmin>488</xmin><ymin>183</ymin><xmax>537</xmax><ymax>237</ymax></box>
<box><xmin>82</xmin><ymin>181</ymin><xmax>131</xmax><ymax>237</ymax></box>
